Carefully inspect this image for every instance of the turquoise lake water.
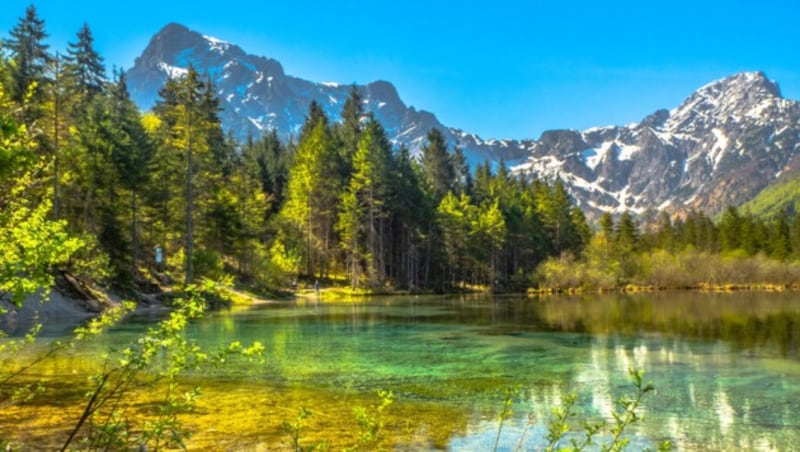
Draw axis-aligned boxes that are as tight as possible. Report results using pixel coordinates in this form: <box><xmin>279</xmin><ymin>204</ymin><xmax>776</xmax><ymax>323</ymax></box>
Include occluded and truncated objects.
<box><xmin>9</xmin><ymin>292</ymin><xmax>800</xmax><ymax>449</ymax></box>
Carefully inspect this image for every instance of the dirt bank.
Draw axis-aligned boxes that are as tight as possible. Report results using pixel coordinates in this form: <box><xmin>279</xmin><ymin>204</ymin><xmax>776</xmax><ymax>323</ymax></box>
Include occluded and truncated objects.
<box><xmin>1</xmin><ymin>290</ymin><xmax>97</xmax><ymax>337</ymax></box>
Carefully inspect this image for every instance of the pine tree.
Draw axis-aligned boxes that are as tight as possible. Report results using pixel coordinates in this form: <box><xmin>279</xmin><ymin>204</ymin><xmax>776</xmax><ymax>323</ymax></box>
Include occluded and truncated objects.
<box><xmin>231</xmin><ymin>153</ymin><xmax>271</xmax><ymax>280</ymax></box>
<box><xmin>517</xmin><ymin>181</ymin><xmax>547</xmax><ymax>277</ymax></box>
<box><xmin>242</xmin><ymin>128</ymin><xmax>289</xmax><ymax>216</ymax></box>
<box><xmin>437</xmin><ymin>192</ymin><xmax>474</xmax><ymax>286</ymax></box>
<box><xmin>599</xmin><ymin>213</ymin><xmax>615</xmax><ymax>238</ymax></box>
<box><xmin>298</xmin><ymin>101</ymin><xmax>328</xmax><ymax>143</ymax></box>
<box><xmin>49</xmin><ymin>51</ymin><xmax>67</xmax><ymax>220</ymax></box>
<box><xmin>581</xmin><ymin>212</ymin><xmax>614</xmax><ymax>280</ymax></box>
<box><xmin>201</xmin><ymin>75</ymin><xmax>232</xmax><ymax>172</ymax></box>
<box><xmin>475</xmin><ymin>199</ymin><xmax>506</xmax><ymax>287</ymax></box>
<box><xmin>337</xmin><ymin>179</ymin><xmax>364</xmax><ymax>287</ymax></box>
<box><xmin>107</xmin><ymin>72</ymin><xmax>153</xmax><ymax>274</ymax></box>
<box><xmin>569</xmin><ymin>207</ymin><xmax>591</xmax><ymax>253</ymax></box>
<box><xmin>451</xmin><ymin>145</ymin><xmax>471</xmax><ymax>196</ymax></box>
<box><xmin>472</xmin><ymin>161</ymin><xmax>493</xmax><ymax>205</ymax></box>
<box><xmin>719</xmin><ymin>206</ymin><xmax>741</xmax><ymax>252</ymax></box>
<box><xmin>152</xmin><ymin>66</ymin><xmax>221</xmax><ymax>283</ymax></box>
<box><xmin>337</xmin><ymin>117</ymin><xmax>393</xmax><ymax>287</ymax></box>
<box><xmin>336</xmin><ymin>84</ymin><xmax>364</xmax><ymax>177</ymax></box>
<box><xmin>64</xmin><ymin>23</ymin><xmax>106</xmax><ymax>102</ymax></box>
<box><xmin>615</xmin><ymin>212</ymin><xmax>640</xmax><ymax>252</ymax></box>
<box><xmin>538</xmin><ymin>180</ymin><xmax>576</xmax><ymax>256</ymax></box>
<box><xmin>655</xmin><ymin>211</ymin><xmax>674</xmax><ymax>251</ymax></box>
<box><xmin>64</xmin><ymin>92</ymin><xmax>115</xmax><ymax>236</ymax></box>
<box><xmin>145</xmin><ymin>78</ymin><xmax>184</xmax><ymax>271</ymax></box>
<box><xmin>2</xmin><ymin>4</ymin><xmax>51</xmax><ymax>114</ymax></box>
<box><xmin>420</xmin><ymin>128</ymin><xmax>455</xmax><ymax>201</ymax></box>
<box><xmin>740</xmin><ymin>214</ymin><xmax>764</xmax><ymax>255</ymax></box>
<box><xmin>615</xmin><ymin>211</ymin><xmax>640</xmax><ymax>280</ymax></box>
<box><xmin>387</xmin><ymin>145</ymin><xmax>427</xmax><ymax>288</ymax></box>
<box><xmin>281</xmin><ymin>103</ymin><xmax>340</xmax><ymax>277</ymax></box>
<box><xmin>769</xmin><ymin>212</ymin><xmax>791</xmax><ymax>261</ymax></box>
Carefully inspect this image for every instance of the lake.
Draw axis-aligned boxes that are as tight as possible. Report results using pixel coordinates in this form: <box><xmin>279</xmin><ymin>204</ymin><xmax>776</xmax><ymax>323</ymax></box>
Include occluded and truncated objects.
<box><xmin>3</xmin><ymin>292</ymin><xmax>800</xmax><ymax>450</ymax></box>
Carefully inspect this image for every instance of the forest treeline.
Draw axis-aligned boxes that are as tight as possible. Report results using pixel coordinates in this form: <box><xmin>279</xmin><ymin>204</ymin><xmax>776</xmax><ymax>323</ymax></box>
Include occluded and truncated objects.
<box><xmin>1</xmin><ymin>6</ymin><xmax>591</xmax><ymax>294</ymax></box>
<box><xmin>4</xmin><ymin>6</ymin><xmax>800</xmax><ymax>298</ymax></box>
<box><xmin>540</xmin><ymin>207</ymin><xmax>800</xmax><ymax>290</ymax></box>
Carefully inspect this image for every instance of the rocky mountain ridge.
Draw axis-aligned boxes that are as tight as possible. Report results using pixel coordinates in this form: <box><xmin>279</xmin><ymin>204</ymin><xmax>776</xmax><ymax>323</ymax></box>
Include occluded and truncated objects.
<box><xmin>126</xmin><ymin>24</ymin><xmax>800</xmax><ymax>217</ymax></box>
<box><xmin>512</xmin><ymin>71</ymin><xmax>800</xmax><ymax>216</ymax></box>
<box><xmin>126</xmin><ymin>23</ymin><xmax>526</xmax><ymax>165</ymax></box>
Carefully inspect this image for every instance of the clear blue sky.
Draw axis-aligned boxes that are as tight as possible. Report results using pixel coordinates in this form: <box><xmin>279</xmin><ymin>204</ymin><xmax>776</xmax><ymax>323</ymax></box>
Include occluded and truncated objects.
<box><xmin>3</xmin><ymin>1</ymin><xmax>799</xmax><ymax>140</ymax></box>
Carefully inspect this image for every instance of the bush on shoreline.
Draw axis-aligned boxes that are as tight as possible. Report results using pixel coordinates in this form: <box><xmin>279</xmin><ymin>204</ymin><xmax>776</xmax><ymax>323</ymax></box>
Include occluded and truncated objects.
<box><xmin>535</xmin><ymin>248</ymin><xmax>800</xmax><ymax>293</ymax></box>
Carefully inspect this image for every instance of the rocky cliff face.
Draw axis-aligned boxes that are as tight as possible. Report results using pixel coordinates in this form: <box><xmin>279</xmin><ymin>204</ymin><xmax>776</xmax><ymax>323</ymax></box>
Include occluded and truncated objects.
<box><xmin>127</xmin><ymin>24</ymin><xmax>800</xmax><ymax>218</ymax></box>
<box><xmin>511</xmin><ymin>72</ymin><xmax>800</xmax><ymax>216</ymax></box>
<box><xmin>126</xmin><ymin>23</ymin><xmax>527</xmax><ymax>166</ymax></box>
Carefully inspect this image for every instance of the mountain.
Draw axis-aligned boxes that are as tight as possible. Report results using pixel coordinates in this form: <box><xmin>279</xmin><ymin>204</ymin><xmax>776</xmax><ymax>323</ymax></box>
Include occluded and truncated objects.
<box><xmin>511</xmin><ymin>71</ymin><xmax>800</xmax><ymax>217</ymax></box>
<box><xmin>126</xmin><ymin>24</ymin><xmax>800</xmax><ymax>218</ymax></box>
<box><xmin>126</xmin><ymin>23</ymin><xmax>527</xmax><ymax>165</ymax></box>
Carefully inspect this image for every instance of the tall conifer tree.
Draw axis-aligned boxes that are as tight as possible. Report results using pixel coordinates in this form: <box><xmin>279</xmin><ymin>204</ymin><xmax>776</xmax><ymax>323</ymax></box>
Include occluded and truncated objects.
<box><xmin>281</xmin><ymin>102</ymin><xmax>340</xmax><ymax>277</ymax></box>
<box><xmin>64</xmin><ymin>23</ymin><xmax>106</xmax><ymax>101</ymax></box>
<box><xmin>420</xmin><ymin>128</ymin><xmax>455</xmax><ymax>201</ymax></box>
<box><xmin>2</xmin><ymin>4</ymin><xmax>50</xmax><ymax>113</ymax></box>
<box><xmin>337</xmin><ymin>117</ymin><xmax>393</xmax><ymax>287</ymax></box>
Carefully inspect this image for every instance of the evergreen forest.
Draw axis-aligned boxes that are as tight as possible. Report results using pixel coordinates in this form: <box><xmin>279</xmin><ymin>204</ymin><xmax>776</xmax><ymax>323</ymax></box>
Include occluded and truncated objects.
<box><xmin>4</xmin><ymin>6</ymin><xmax>800</xmax><ymax>451</ymax></box>
<box><xmin>4</xmin><ymin>5</ymin><xmax>800</xmax><ymax>301</ymax></box>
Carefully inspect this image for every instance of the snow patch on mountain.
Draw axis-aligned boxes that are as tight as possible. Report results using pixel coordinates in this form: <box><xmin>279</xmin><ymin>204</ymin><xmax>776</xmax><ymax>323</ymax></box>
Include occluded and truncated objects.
<box><xmin>127</xmin><ymin>23</ymin><xmax>529</xmax><ymax>166</ymax></box>
<box><xmin>157</xmin><ymin>62</ymin><xmax>188</xmax><ymax>79</ymax></box>
<box><xmin>709</xmin><ymin>128</ymin><xmax>729</xmax><ymax>169</ymax></box>
<box><xmin>203</xmin><ymin>35</ymin><xmax>230</xmax><ymax>53</ymax></box>
<box><xmin>511</xmin><ymin>71</ymin><xmax>800</xmax><ymax>217</ymax></box>
<box><xmin>127</xmin><ymin>25</ymin><xmax>800</xmax><ymax>218</ymax></box>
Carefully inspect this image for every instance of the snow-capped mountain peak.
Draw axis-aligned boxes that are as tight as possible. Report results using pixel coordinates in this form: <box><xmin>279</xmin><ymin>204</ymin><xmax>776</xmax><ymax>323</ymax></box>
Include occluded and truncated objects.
<box><xmin>126</xmin><ymin>24</ymin><xmax>800</xmax><ymax>218</ymax></box>
<box><xmin>126</xmin><ymin>23</ymin><xmax>526</xmax><ymax>165</ymax></box>
<box><xmin>512</xmin><ymin>71</ymin><xmax>800</xmax><ymax>217</ymax></box>
<box><xmin>665</xmin><ymin>71</ymin><xmax>784</xmax><ymax>133</ymax></box>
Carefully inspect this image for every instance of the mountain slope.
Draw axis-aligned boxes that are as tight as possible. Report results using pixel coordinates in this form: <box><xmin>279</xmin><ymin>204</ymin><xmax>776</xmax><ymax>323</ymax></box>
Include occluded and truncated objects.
<box><xmin>740</xmin><ymin>177</ymin><xmax>800</xmax><ymax>219</ymax></box>
<box><xmin>511</xmin><ymin>72</ymin><xmax>800</xmax><ymax>217</ymax></box>
<box><xmin>126</xmin><ymin>23</ymin><xmax>527</xmax><ymax>165</ymax></box>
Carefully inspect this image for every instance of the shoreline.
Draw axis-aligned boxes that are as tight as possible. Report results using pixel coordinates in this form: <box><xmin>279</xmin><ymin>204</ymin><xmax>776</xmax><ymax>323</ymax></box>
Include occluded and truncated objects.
<box><xmin>528</xmin><ymin>282</ymin><xmax>800</xmax><ymax>296</ymax></box>
<box><xmin>6</xmin><ymin>278</ymin><xmax>798</xmax><ymax>335</ymax></box>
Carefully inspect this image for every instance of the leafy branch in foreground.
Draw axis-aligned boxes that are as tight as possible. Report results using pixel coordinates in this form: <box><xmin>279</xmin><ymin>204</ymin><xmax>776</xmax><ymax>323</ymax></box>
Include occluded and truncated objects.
<box><xmin>281</xmin><ymin>406</ymin><xmax>332</xmax><ymax>452</ymax></box>
<box><xmin>494</xmin><ymin>386</ymin><xmax>518</xmax><ymax>451</ymax></box>
<box><xmin>495</xmin><ymin>368</ymin><xmax>672</xmax><ymax>452</ymax></box>
<box><xmin>278</xmin><ymin>389</ymin><xmax>395</xmax><ymax>452</ymax></box>
<box><xmin>62</xmin><ymin>280</ymin><xmax>264</xmax><ymax>451</ymax></box>
<box><xmin>350</xmin><ymin>389</ymin><xmax>394</xmax><ymax>451</ymax></box>
<box><xmin>603</xmin><ymin>368</ymin><xmax>661</xmax><ymax>452</ymax></box>
<box><xmin>0</xmin><ymin>302</ymin><xmax>134</xmax><ymax>405</ymax></box>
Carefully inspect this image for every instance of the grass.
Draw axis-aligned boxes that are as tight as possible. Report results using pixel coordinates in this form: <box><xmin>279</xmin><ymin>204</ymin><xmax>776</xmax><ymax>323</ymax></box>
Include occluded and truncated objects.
<box><xmin>740</xmin><ymin>176</ymin><xmax>800</xmax><ymax>219</ymax></box>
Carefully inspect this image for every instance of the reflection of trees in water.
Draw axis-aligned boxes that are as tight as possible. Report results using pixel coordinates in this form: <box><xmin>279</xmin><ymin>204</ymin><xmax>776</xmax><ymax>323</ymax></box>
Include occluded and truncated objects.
<box><xmin>536</xmin><ymin>292</ymin><xmax>800</xmax><ymax>357</ymax></box>
<box><xmin>568</xmin><ymin>334</ymin><xmax>800</xmax><ymax>450</ymax></box>
<box><xmin>6</xmin><ymin>294</ymin><xmax>800</xmax><ymax>449</ymax></box>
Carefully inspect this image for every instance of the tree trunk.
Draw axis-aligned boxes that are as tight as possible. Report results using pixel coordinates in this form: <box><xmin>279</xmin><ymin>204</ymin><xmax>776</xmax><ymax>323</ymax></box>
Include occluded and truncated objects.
<box><xmin>131</xmin><ymin>190</ymin><xmax>138</xmax><ymax>277</ymax></box>
<box><xmin>53</xmin><ymin>54</ymin><xmax>61</xmax><ymax>220</ymax></box>
<box><xmin>185</xmin><ymin>125</ymin><xmax>194</xmax><ymax>285</ymax></box>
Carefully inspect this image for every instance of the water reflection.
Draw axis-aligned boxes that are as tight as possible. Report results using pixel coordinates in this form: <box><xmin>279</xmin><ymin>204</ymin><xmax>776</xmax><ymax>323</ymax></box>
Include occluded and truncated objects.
<box><xmin>4</xmin><ymin>292</ymin><xmax>800</xmax><ymax>449</ymax></box>
<box><xmin>217</xmin><ymin>293</ymin><xmax>800</xmax><ymax>450</ymax></box>
<box><xmin>534</xmin><ymin>292</ymin><xmax>800</xmax><ymax>358</ymax></box>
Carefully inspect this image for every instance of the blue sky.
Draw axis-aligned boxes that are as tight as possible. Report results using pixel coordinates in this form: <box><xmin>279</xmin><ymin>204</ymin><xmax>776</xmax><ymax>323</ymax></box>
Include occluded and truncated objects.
<box><xmin>3</xmin><ymin>1</ymin><xmax>799</xmax><ymax>140</ymax></box>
